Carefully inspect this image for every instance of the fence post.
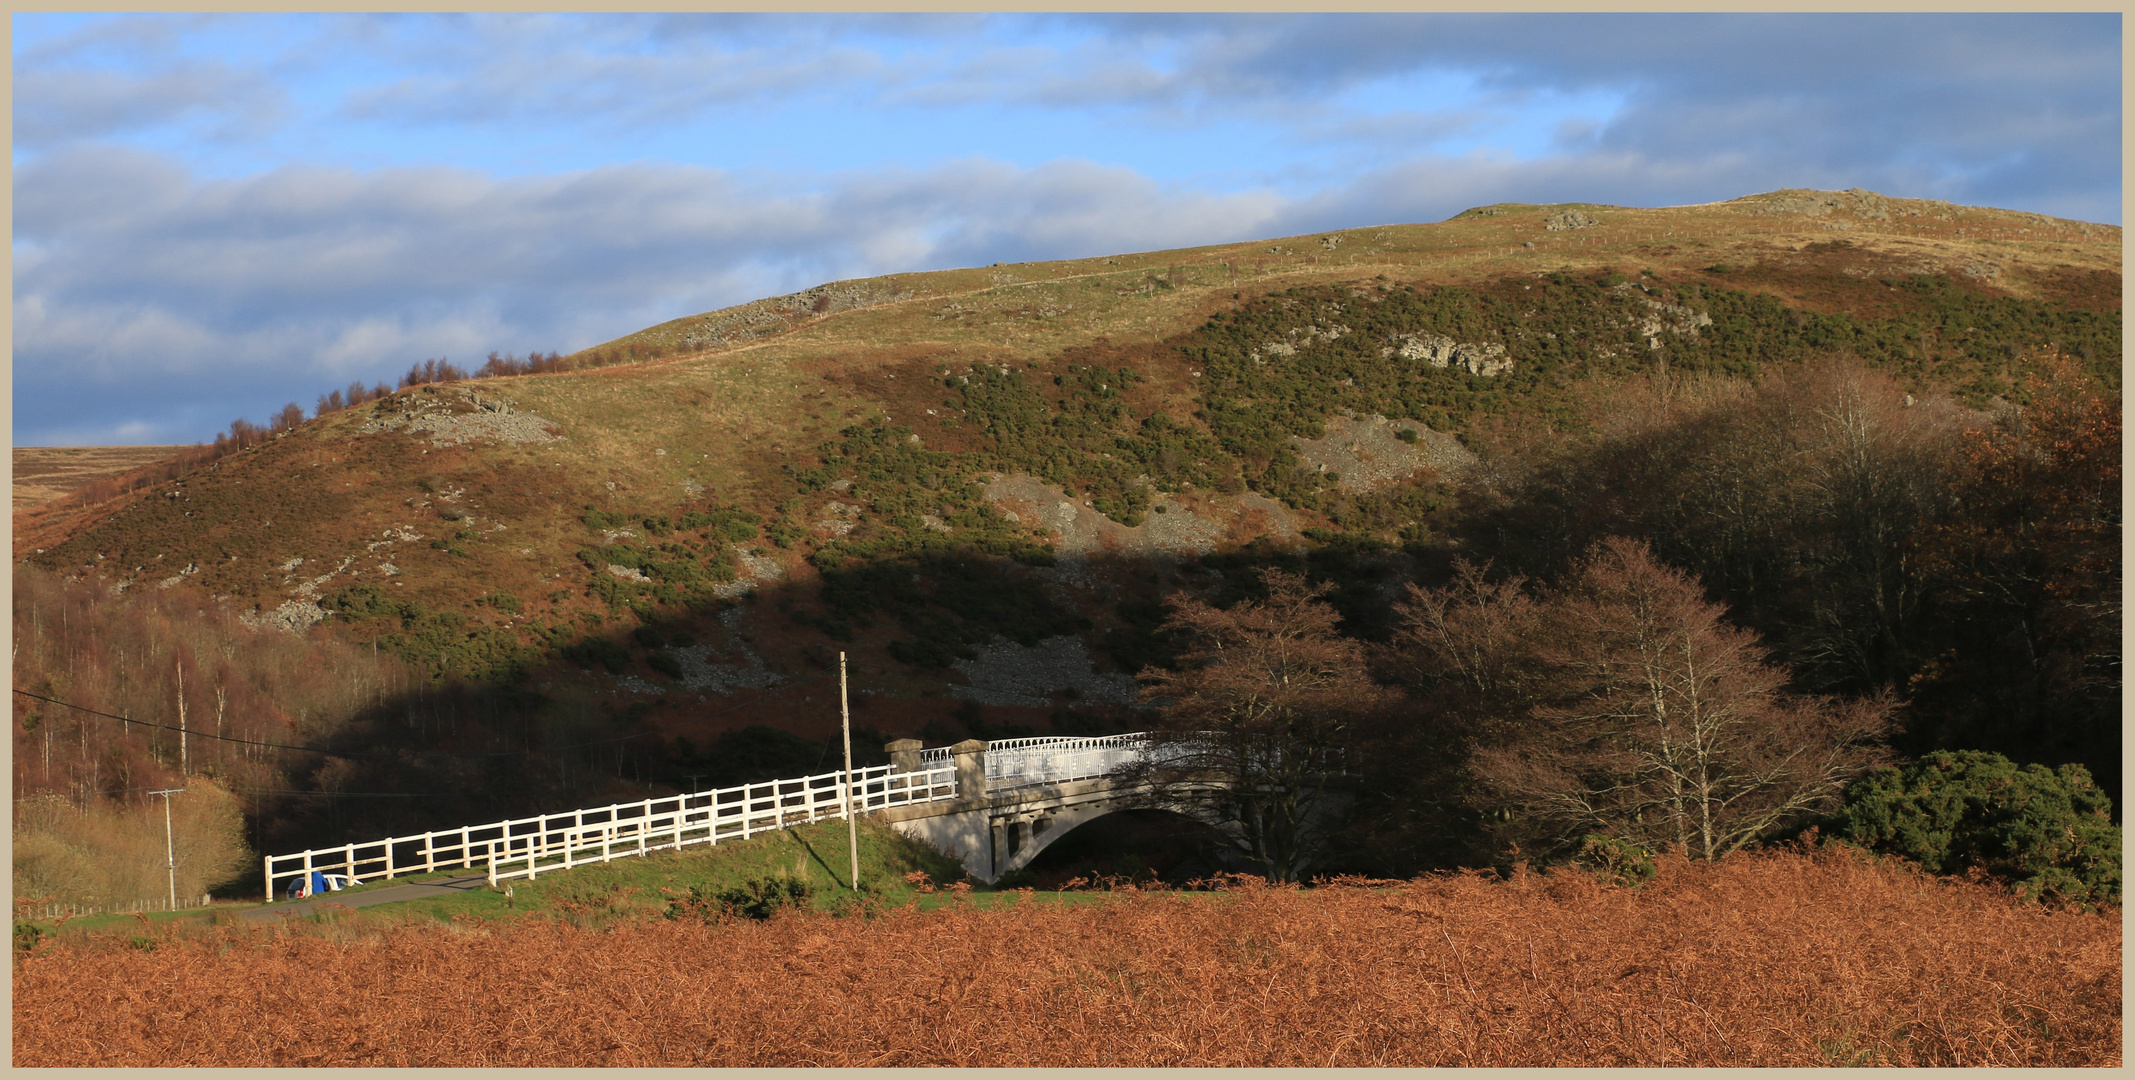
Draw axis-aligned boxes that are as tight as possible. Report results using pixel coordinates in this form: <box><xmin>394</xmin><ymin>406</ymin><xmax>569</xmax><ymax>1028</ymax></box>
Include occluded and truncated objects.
<box><xmin>264</xmin><ymin>855</ymin><xmax>273</xmax><ymax>903</ymax></box>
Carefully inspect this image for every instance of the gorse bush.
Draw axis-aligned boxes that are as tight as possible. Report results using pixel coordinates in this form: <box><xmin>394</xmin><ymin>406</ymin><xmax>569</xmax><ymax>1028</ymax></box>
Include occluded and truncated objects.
<box><xmin>321</xmin><ymin>584</ymin><xmax>534</xmax><ymax>682</ymax></box>
<box><xmin>948</xmin><ymin>361</ymin><xmax>1228</xmax><ymax>523</ymax></box>
<box><xmin>1837</xmin><ymin>750</ymin><xmax>2121</xmax><ymax>906</ymax></box>
<box><xmin>664</xmin><ymin>875</ymin><xmax>815</xmax><ymax>922</ymax></box>
<box><xmin>1574</xmin><ymin>834</ymin><xmax>1658</xmax><ymax>888</ymax></box>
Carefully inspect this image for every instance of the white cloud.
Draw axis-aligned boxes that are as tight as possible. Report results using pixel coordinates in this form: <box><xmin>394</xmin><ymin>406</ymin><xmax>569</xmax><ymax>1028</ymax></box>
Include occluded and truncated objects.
<box><xmin>10</xmin><ymin>150</ymin><xmax>1294</xmax><ymax>445</ymax></box>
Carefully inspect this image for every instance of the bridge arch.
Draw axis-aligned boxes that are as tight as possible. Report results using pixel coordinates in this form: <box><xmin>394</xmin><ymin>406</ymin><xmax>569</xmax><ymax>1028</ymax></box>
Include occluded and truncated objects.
<box><xmin>994</xmin><ymin>800</ymin><xmax>1232</xmax><ymax>881</ymax></box>
<box><xmin>1001</xmin><ymin>805</ymin><xmax>1236</xmax><ymax>883</ymax></box>
<box><xmin>879</xmin><ymin>735</ymin><xmax>1243</xmax><ymax>883</ymax></box>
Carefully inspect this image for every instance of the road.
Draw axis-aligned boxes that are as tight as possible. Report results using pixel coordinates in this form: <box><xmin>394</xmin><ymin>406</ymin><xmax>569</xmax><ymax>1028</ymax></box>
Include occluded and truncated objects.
<box><xmin>239</xmin><ymin>875</ymin><xmax>488</xmax><ymax>922</ymax></box>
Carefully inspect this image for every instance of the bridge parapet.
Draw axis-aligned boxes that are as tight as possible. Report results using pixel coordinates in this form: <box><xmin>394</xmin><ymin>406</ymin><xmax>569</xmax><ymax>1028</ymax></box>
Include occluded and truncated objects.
<box><xmin>917</xmin><ymin>733</ymin><xmax>1178</xmax><ymax>793</ymax></box>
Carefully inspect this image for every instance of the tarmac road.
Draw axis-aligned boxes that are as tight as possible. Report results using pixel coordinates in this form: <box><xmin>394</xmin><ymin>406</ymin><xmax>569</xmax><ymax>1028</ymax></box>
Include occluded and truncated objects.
<box><xmin>240</xmin><ymin>875</ymin><xmax>489</xmax><ymax>922</ymax></box>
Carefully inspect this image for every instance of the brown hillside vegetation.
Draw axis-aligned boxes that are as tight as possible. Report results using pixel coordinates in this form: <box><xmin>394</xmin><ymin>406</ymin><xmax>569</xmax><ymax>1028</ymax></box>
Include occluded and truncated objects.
<box><xmin>14</xmin><ymin>846</ymin><xmax>2118</xmax><ymax>1067</ymax></box>
<box><xmin>12</xmin><ymin>445</ymin><xmax>188</xmax><ymax>512</ymax></box>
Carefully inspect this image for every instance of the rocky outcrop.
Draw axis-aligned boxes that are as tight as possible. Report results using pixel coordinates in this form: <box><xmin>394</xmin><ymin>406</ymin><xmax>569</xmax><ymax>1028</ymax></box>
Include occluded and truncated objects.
<box><xmin>1382</xmin><ymin>333</ymin><xmax>1513</xmax><ymax>376</ymax></box>
<box><xmin>982</xmin><ymin>475</ymin><xmax>1225</xmax><ymax>560</ymax></box>
<box><xmin>712</xmin><ymin>548</ymin><xmax>786</xmax><ymax>600</ymax></box>
<box><xmin>1249</xmin><ymin>323</ymin><xmax>1350</xmax><ymax>363</ymax></box>
<box><xmin>1288</xmin><ymin>415</ymin><xmax>1477</xmax><ymax>493</ymax></box>
<box><xmin>357</xmin><ymin>385</ymin><xmax>562</xmax><ymax>447</ymax></box>
<box><xmin>1611</xmin><ymin>285</ymin><xmax>1716</xmax><ymax>350</ymax></box>
<box><xmin>1544</xmin><ymin>209</ymin><xmax>1598</xmax><ymax>231</ymax></box>
<box><xmin>677</xmin><ymin>281</ymin><xmax>917</xmax><ymax>350</ymax></box>
<box><xmin>239</xmin><ymin>599</ymin><xmax>328</xmax><ymax>632</ymax></box>
<box><xmin>625</xmin><ymin>608</ymin><xmax>784</xmax><ymax>696</ymax></box>
<box><xmin>949</xmin><ymin>635</ymin><xmax>1139</xmax><ymax>708</ymax></box>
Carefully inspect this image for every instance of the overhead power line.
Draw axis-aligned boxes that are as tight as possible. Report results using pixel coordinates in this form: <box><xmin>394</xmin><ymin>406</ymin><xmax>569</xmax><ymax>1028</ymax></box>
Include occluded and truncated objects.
<box><xmin>15</xmin><ymin>670</ymin><xmax>852</xmax><ymax>764</ymax></box>
<box><xmin>12</xmin><ymin>688</ymin><xmax>518</xmax><ymax>761</ymax></box>
<box><xmin>17</xmin><ymin>783</ymin><xmax>455</xmax><ymax>801</ymax></box>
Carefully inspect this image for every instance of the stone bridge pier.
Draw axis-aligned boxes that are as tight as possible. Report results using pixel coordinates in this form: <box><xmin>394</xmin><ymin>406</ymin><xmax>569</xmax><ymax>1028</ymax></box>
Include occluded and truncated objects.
<box><xmin>876</xmin><ymin>737</ymin><xmax>1232</xmax><ymax>884</ymax></box>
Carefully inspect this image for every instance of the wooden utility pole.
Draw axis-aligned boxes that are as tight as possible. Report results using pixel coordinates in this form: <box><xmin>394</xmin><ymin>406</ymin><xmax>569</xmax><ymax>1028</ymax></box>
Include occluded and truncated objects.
<box><xmin>150</xmin><ymin>787</ymin><xmax>185</xmax><ymax>911</ymax></box>
<box><xmin>841</xmin><ymin>652</ymin><xmax>859</xmax><ymax>892</ymax></box>
<box><xmin>175</xmin><ymin>660</ymin><xmax>188</xmax><ymax>776</ymax></box>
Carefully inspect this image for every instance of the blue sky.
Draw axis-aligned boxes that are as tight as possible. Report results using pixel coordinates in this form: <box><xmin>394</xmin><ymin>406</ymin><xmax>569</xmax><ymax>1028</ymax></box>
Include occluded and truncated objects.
<box><xmin>12</xmin><ymin>13</ymin><xmax>2121</xmax><ymax>446</ymax></box>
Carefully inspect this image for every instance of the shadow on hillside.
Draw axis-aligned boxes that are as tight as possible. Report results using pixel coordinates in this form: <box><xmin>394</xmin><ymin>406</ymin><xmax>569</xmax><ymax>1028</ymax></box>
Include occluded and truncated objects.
<box><xmin>233</xmin><ymin>539</ymin><xmax>1438</xmax><ymax>876</ymax></box>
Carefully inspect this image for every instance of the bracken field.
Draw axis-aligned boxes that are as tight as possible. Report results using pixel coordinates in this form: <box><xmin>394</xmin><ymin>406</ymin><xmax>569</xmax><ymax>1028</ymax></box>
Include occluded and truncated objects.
<box><xmin>13</xmin><ymin>845</ymin><xmax>2118</xmax><ymax>1067</ymax></box>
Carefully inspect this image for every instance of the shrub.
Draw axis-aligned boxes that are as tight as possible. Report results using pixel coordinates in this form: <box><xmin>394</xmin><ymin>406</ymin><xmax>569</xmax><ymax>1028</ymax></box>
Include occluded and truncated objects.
<box><xmin>664</xmin><ymin>875</ymin><xmax>814</xmax><ymax>922</ymax></box>
<box><xmin>1837</xmin><ymin>750</ymin><xmax>2120</xmax><ymax>906</ymax></box>
<box><xmin>1573</xmin><ymin>834</ymin><xmax>1657</xmax><ymax>888</ymax></box>
<box><xmin>561</xmin><ymin>637</ymin><xmax>631</xmax><ymax>674</ymax></box>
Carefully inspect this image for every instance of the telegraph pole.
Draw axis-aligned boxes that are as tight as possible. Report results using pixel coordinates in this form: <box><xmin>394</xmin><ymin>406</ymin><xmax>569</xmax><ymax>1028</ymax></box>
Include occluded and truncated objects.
<box><xmin>841</xmin><ymin>652</ymin><xmax>859</xmax><ymax>892</ymax></box>
<box><xmin>149</xmin><ymin>787</ymin><xmax>185</xmax><ymax>911</ymax></box>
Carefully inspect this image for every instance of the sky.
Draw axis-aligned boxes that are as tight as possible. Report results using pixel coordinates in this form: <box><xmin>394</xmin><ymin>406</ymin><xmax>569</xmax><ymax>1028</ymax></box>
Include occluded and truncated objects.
<box><xmin>11</xmin><ymin>13</ymin><xmax>2122</xmax><ymax>447</ymax></box>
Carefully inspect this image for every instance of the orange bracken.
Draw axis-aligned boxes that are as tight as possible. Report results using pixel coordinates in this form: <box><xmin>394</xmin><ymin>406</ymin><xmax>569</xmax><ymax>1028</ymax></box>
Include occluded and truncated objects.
<box><xmin>13</xmin><ymin>845</ymin><xmax>2118</xmax><ymax>1066</ymax></box>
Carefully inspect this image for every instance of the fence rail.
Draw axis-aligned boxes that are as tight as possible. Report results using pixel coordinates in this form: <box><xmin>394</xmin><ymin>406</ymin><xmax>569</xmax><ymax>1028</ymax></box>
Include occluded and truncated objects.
<box><xmin>20</xmin><ymin>894</ymin><xmax>214</xmax><ymax>920</ymax></box>
<box><xmin>263</xmin><ymin>763</ymin><xmax>957</xmax><ymax>900</ymax></box>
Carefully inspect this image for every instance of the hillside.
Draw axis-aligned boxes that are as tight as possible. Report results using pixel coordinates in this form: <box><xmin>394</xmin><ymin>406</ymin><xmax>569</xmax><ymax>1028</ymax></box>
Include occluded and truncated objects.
<box><xmin>12</xmin><ymin>446</ymin><xmax>191</xmax><ymax>512</ymax></box>
<box><xmin>15</xmin><ymin>188</ymin><xmax>2120</xmax><ymax>837</ymax></box>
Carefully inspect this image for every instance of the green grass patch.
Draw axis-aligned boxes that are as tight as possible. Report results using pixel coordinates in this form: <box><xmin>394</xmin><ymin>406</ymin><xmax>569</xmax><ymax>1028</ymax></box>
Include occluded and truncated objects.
<box><xmin>22</xmin><ymin>819</ymin><xmax>1133</xmax><ymax>949</ymax></box>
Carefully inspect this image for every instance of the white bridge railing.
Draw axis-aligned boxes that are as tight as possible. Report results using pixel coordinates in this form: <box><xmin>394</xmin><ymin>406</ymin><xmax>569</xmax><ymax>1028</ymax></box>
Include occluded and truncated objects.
<box><xmin>263</xmin><ymin>762</ymin><xmax>956</xmax><ymax>900</ymax></box>
<box><xmin>921</xmin><ymin>732</ymin><xmax>1192</xmax><ymax>791</ymax></box>
<box><xmin>920</xmin><ymin>732</ymin><xmax>1342</xmax><ymax>792</ymax></box>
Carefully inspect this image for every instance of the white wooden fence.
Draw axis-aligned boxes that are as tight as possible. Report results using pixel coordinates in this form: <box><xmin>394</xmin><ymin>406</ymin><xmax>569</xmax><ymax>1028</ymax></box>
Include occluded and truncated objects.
<box><xmin>263</xmin><ymin>762</ymin><xmax>957</xmax><ymax>900</ymax></box>
<box><xmin>20</xmin><ymin>894</ymin><xmax>214</xmax><ymax>920</ymax></box>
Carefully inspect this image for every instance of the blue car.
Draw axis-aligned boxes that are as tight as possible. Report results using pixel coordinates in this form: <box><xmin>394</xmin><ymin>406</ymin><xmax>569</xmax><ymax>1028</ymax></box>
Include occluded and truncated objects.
<box><xmin>284</xmin><ymin>871</ymin><xmax>351</xmax><ymax>899</ymax></box>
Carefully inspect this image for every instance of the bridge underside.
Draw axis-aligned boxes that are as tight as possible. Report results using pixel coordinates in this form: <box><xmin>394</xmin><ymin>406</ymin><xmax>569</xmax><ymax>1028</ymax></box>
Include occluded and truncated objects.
<box><xmin>878</xmin><ymin>776</ymin><xmax>1234</xmax><ymax>884</ymax></box>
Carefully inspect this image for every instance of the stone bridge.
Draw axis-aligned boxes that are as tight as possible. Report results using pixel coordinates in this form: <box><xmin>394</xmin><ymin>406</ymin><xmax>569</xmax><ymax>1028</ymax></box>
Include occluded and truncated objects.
<box><xmin>878</xmin><ymin>734</ymin><xmax>1243</xmax><ymax>883</ymax></box>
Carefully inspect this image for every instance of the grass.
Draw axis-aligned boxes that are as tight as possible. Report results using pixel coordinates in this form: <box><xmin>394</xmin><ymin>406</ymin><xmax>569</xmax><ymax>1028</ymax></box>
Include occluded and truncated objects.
<box><xmin>19</xmin><ymin>818</ymin><xmax>1119</xmax><ymax>949</ymax></box>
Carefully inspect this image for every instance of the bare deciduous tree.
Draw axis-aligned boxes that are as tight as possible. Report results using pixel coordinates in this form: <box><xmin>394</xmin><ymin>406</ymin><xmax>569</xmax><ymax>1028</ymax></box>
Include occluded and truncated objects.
<box><xmin>1401</xmin><ymin>538</ymin><xmax>1893</xmax><ymax>862</ymax></box>
<box><xmin>1133</xmin><ymin>570</ymin><xmax>1387</xmax><ymax>882</ymax></box>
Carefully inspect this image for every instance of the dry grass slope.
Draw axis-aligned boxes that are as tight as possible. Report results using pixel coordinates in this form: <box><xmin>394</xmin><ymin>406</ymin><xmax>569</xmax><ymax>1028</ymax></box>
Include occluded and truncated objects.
<box><xmin>12</xmin><ymin>446</ymin><xmax>188</xmax><ymax>511</ymax></box>
<box><xmin>13</xmin><ymin>845</ymin><xmax>2118</xmax><ymax>1067</ymax></box>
